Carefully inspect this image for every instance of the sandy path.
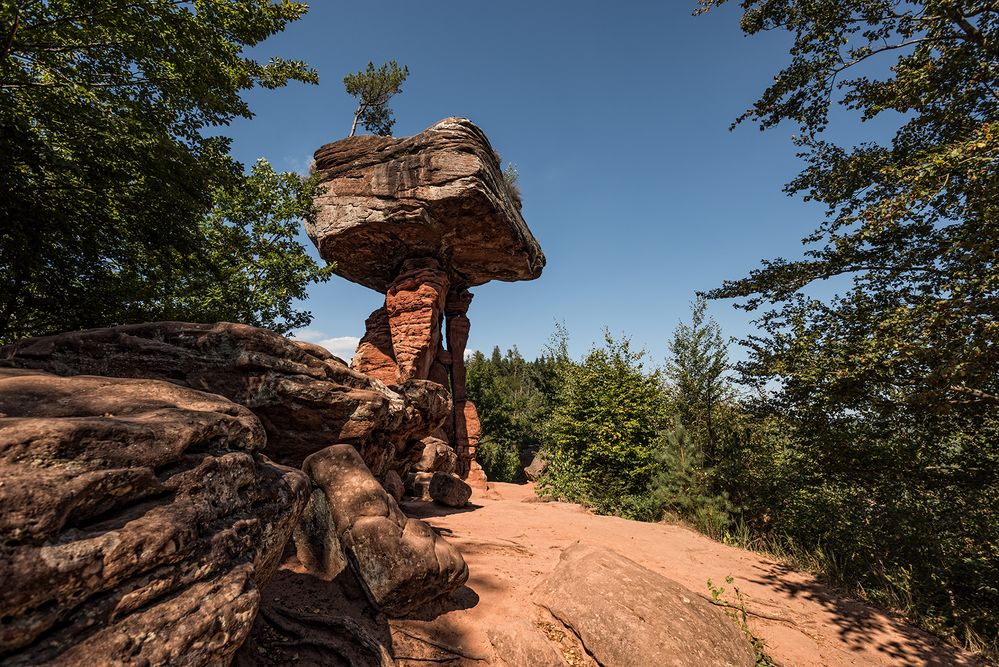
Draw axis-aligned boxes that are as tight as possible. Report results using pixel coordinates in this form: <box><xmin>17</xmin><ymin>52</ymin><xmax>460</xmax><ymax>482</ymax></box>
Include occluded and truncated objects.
<box><xmin>402</xmin><ymin>482</ymin><xmax>986</xmax><ymax>667</ymax></box>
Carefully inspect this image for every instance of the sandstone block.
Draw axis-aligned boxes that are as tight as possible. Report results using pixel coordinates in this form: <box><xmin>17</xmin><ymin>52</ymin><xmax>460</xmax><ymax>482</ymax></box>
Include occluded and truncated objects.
<box><xmin>0</xmin><ymin>322</ymin><xmax>449</xmax><ymax>475</ymax></box>
<box><xmin>309</xmin><ymin>117</ymin><xmax>544</xmax><ymax>292</ymax></box>
<box><xmin>532</xmin><ymin>543</ymin><xmax>755</xmax><ymax>667</ymax></box>
<box><xmin>415</xmin><ymin>436</ymin><xmax>458</xmax><ymax>473</ymax></box>
<box><xmin>429</xmin><ymin>472</ymin><xmax>472</xmax><ymax>508</ymax></box>
<box><xmin>0</xmin><ymin>369</ymin><xmax>309</xmax><ymax>665</ymax></box>
<box><xmin>296</xmin><ymin>445</ymin><xmax>467</xmax><ymax>616</ymax></box>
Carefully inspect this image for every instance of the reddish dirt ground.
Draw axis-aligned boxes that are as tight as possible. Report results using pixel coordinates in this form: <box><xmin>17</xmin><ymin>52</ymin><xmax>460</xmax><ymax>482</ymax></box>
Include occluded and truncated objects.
<box><xmin>404</xmin><ymin>481</ymin><xmax>987</xmax><ymax>667</ymax></box>
<box><xmin>241</xmin><ymin>481</ymin><xmax>989</xmax><ymax>666</ymax></box>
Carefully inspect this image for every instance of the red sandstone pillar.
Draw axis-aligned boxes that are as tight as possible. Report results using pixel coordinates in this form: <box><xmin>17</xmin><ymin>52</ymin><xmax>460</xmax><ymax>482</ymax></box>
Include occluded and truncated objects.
<box><xmin>351</xmin><ymin>260</ymin><xmax>448</xmax><ymax>385</ymax></box>
<box><xmin>445</xmin><ymin>289</ymin><xmax>487</xmax><ymax>487</ymax></box>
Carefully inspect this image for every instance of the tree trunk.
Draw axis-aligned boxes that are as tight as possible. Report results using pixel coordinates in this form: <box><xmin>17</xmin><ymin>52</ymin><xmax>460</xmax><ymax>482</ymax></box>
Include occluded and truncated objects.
<box><xmin>349</xmin><ymin>106</ymin><xmax>361</xmax><ymax>137</ymax></box>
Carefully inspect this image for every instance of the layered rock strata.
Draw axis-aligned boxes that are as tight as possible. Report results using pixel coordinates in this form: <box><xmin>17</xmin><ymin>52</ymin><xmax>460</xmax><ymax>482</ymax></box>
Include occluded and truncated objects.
<box><xmin>308</xmin><ymin>117</ymin><xmax>544</xmax><ymax>292</ymax></box>
<box><xmin>294</xmin><ymin>445</ymin><xmax>468</xmax><ymax>615</ymax></box>
<box><xmin>309</xmin><ymin>118</ymin><xmax>545</xmax><ymax>486</ymax></box>
<box><xmin>0</xmin><ymin>368</ymin><xmax>309</xmax><ymax>665</ymax></box>
<box><xmin>0</xmin><ymin>321</ymin><xmax>449</xmax><ymax>475</ymax></box>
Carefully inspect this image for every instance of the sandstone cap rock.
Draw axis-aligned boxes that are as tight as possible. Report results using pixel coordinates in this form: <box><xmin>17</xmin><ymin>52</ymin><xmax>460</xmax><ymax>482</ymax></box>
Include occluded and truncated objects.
<box><xmin>308</xmin><ymin>117</ymin><xmax>545</xmax><ymax>292</ymax></box>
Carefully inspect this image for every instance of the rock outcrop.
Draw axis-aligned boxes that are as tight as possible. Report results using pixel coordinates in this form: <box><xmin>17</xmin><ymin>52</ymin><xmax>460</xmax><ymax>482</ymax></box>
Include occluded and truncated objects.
<box><xmin>309</xmin><ymin>117</ymin><xmax>544</xmax><ymax>292</ymax></box>
<box><xmin>532</xmin><ymin>543</ymin><xmax>756</xmax><ymax>667</ymax></box>
<box><xmin>0</xmin><ymin>321</ymin><xmax>450</xmax><ymax>476</ymax></box>
<box><xmin>294</xmin><ymin>445</ymin><xmax>468</xmax><ymax>616</ymax></box>
<box><xmin>414</xmin><ymin>436</ymin><xmax>458</xmax><ymax>474</ymax></box>
<box><xmin>0</xmin><ymin>368</ymin><xmax>309</xmax><ymax>665</ymax></box>
<box><xmin>309</xmin><ymin>118</ymin><xmax>545</xmax><ymax>487</ymax></box>
<box><xmin>429</xmin><ymin>471</ymin><xmax>472</xmax><ymax>508</ymax></box>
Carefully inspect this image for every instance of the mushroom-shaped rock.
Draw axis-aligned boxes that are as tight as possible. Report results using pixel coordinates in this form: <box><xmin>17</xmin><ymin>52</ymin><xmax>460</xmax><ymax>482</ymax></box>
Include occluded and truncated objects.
<box><xmin>309</xmin><ymin>117</ymin><xmax>545</xmax><ymax>292</ymax></box>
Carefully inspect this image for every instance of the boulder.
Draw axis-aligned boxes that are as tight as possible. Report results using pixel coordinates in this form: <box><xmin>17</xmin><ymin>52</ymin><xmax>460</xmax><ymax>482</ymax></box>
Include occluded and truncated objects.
<box><xmin>414</xmin><ymin>436</ymin><xmax>458</xmax><ymax>473</ymax></box>
<box><xmin>382</xmin><ymin>470</ymin><xmax>405</xmax><ymax>502</ymax></box>
<box><xmin>0</xmin><ymin>321</ymin><xmax>450</xmax><ymax>475</ymax></box>
<box><xmin>429</xmin><ymin>472</ymin><xmax>472</xmax><ymax>508</ymax></box>
<box><xmin>487</xmin><ymin>621</ymin><xmax>568</xmax><ymax>667</ymax></box>
<box><xmin>0</xmin><ymin>368</ymin><xmax>309</xmax><ymax>665</ymax></box>
<box><xmin>309</xmin><ymin>117</ymin><xmax>545</xmax><ymax>292</ymax></box>
<box><xmin>295</xmin><ymin>445</ymin><xmax>467</xmax><ymax>616</ymax></box>
<box><xmin>524</xmin><ymin>452</ymin><xmax>548</xmax><ymax>482</ymax></box>
<box><xmin>533</xmin><ymin>544</ymin><xmax>756</xmax><ymax>667</ymax></box>
<box><xmin>407</xmin><ymin>471</ymin><xmax>434</xmax><ymax>501</ymax></box>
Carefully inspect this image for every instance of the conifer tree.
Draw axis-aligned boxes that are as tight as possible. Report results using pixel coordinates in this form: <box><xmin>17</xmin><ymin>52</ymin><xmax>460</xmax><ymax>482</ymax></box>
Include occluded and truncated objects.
<box><xmin>343</xmin><ymin>61</ymin><xmax>409</xmax><ymax>137</ymax></box>
<box><xmin>665</xmin><ymin>296</ymin><xmax>731</xmax><ymax>465</ymax></box>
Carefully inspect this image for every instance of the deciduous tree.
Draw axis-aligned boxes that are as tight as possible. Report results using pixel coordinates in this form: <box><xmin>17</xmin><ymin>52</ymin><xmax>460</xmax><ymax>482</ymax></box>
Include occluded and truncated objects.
<box><xmin>0</xmin><ymin>0</ymin><xmax>320</xmax><ymax>342</ymax></box>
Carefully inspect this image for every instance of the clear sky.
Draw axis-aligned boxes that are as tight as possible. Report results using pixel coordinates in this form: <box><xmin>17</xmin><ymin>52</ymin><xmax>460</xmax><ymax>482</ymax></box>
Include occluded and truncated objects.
<box><xmin>223</xmin><ymin>1</ymin><xmax>878</xmax><ymax>363</ymax></box>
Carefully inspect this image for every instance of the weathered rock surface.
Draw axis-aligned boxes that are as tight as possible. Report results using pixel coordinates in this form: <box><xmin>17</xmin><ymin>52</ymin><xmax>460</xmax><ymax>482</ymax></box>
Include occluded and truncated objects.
<box><xmin>295</xmin><ymin>445</ymin><xmax>467</xmax><ymax>616</ymax></box>
<box><xmin>533</xmin><ymin>543</ymin><xmax>756</xmax><ymax>667</ymax></box>
<box><xmin>414</xmin><ymin>436</ymin><xmax>458</xmax><ymax>473</ymax></box>
<box><xmin>309</xmin><ymin>117</ymin><xmax>545</xmax><ymax>292</ymax></box>
<box><xmin>407</xmin><ymin>471</ymin><xmax>434</xmax><ymax>501</ymax></box>
<box><xmin>0</xmin><ymin>321</ymin><xmax>450</xmax><ymax>474</ymax></box>
<box><xmin>429</xmin><ymin>471</ymin><xmax>472</xmax><ymax>508</ymax></box>
<box><xmin>382</xmin><ymin>470</ymin><xmax>405</xmax><ymax>502</ymax></box>
<box><xmin>488</xmin><ymin>620</ymin><xmax>569</xmax><ymax>667</ymax></box>
<box><xmin>0</xmin><ymin>368</ymin><xmax>309</xmax><ymax>666</ymax></box>
<box><xmin>524</xmin><ymin>452</ymin><xmax>548</xmax><ymax>482</ymax></box>
<box><xmin>453</xmin><ymin>399</ymin><xmax>483</xmax><ymax>478</ymax></box>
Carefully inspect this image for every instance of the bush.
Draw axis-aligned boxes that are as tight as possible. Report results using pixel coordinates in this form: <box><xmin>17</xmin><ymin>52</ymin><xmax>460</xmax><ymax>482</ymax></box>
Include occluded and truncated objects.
<box><xmin>540</xmin><ymin>332</ymin><xmax>666</xmax><ymax>506</ymax></box>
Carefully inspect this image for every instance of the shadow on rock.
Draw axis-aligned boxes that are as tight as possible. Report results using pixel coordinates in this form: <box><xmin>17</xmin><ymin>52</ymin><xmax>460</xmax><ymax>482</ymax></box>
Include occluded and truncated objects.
<box><xmin>234</xmin><ymin>565</ymin><xmax>394</xmax><ymax>667</ymax></box>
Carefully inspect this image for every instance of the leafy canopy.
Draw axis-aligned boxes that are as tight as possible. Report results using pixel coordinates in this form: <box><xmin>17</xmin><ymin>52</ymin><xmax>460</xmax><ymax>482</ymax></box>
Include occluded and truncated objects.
<box><xmin>344</xmin><ymin>60</ymin><xmax>409</xmax><ymax>137</ymax></box>
<box><xmin>697</xmin><ymin>0</ymin><xmax>998</xmax><ymax>416</ymax></box>
<box><xmin>665</xmin><ymin>296</ymin><xmax>731</xmax><ymax>462</ymax></box>
<box><xmin>0</xmin><ymin>0</ymin><xmax>322</xmax><ymax>342</ymax></box>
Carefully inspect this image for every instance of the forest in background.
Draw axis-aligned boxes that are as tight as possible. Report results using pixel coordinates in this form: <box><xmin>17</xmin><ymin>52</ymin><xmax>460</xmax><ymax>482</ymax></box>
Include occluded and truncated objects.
<box><xmin>467</xmin><ymin>296</ymin><xmax>999</xmax><ymax>655</ymax></box>
<box><xmin>468</xmin><ymin>2</ymin><xmax>997</xmax><ymax>654</ymax></box>
<box><xmin>2</xmin><ymin>0</ymin><xmax>995</xmax><ymax>658</ymax></box>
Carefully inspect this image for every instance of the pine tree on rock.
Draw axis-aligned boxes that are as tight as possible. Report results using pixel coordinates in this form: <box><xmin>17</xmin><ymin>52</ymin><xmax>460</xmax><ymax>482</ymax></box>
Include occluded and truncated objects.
<box><xmin>344</xmin><ymin>61</ymin><xmax>409</xmax><ymax>137</ymax></box>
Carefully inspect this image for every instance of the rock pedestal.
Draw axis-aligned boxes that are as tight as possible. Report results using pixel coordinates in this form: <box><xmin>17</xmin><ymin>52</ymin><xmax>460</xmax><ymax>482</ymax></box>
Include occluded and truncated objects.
<box><xmin>310</xmin><ymin>118</ymin><xmax>545</xmax><ymax>487</ymax></box>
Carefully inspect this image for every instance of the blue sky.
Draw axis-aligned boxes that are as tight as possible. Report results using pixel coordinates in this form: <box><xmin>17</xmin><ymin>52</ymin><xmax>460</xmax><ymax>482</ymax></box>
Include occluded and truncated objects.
<box><xmin>225</xmin><ymin>1</ymin><xmax>887</xmax><ymax>363</ymax></box>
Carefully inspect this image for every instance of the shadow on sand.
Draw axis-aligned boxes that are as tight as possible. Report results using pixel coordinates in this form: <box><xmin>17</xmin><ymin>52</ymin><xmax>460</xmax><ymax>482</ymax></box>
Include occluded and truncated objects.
<box><xmin>750</xmin><ymin>561</ymin><xmax>989</xmax><ymax>667</ymax></box>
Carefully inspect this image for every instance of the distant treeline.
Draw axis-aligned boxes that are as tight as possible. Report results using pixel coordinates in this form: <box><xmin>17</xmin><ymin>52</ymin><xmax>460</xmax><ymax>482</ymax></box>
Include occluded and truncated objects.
<box><xmin>467</xmin><ymin>298</ymin><xmax>998</xmax><ymax>656</ymax></box>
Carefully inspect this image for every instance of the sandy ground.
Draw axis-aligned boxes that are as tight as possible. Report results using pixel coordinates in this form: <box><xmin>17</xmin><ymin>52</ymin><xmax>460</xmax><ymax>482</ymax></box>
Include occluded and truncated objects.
<box><xmin>399</xmin><ymin>481</ymin><xmax>988</xmax><ymax>667</ymax></box>
<box><xmin>240</xmin><ymin>481</ymin><xmax>989</xmax><ymax>666</ymax></box>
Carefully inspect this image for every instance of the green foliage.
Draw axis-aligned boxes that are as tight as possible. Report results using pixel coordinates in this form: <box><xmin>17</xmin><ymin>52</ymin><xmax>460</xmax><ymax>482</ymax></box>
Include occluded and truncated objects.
<box><xmin>476</xmin><ymin>434</ymin><xmax>523</xmax><ymax>483</ymax></box>
<box><xmin>695</xmin><ymin>0</ymin><xmax>999</xmax><ymax>651</ymax></box>
<box><xmin>665</xmin><ymin>296</ymin><xmax>731</xmax><ymax>467</ymax></box>
<box><xmin>197</xmin><ymin>160</ymin><xmax>333</xmax><ymax>333</ymax></box>
<box><xmin>0</xmin><ymin>0</ymin><xmax>321</xmax><ymax>343</ymax></box>
<box><xmin>643</xmin><ymin>419</ymin><xmax>734</xmax><ymax>537</ymax></box>
<box><xmin>501</xmin><ymin>162</ymin><xmax>522</xmax><ymax>207</ymax></box>
<box><xmin>343</xmin><ymin>60</ymin><xmax>409</xmax><ymax>137</ymax></box>
<box><xmin>466</xmin><ymin>344</ymin><xmax>557</xmax><ymax>481</ymax></box>
<box><xmin>696</xmin><ymin>0</ymin><xmax>998</xmax><ymax>417</ymax></box>
<box><xmin>707</xmin><ymin>576</ymin><xmax>778</xmax><ymax>667</ymax></box>
<box><xmin>541</xmin><ymin>332</ymin><xmax>667</xmax><ymax>505</ymax></box>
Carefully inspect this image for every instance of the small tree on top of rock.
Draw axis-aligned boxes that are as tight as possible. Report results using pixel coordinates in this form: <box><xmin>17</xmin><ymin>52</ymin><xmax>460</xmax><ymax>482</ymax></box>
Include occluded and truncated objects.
<box><xmin>344</xmin><ymin>61</ymin><xmax>409</xmax><ymax>137</ymax></box>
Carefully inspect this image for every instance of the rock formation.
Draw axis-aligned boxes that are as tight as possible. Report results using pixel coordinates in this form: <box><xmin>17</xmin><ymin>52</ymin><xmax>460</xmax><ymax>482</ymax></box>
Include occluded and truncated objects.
<box><xmin>429</xmin><ymin>471</ymin><xmax>473</xmax><ymax>508</ymax></box>
<box><xmin>294</xmin><ymin>445</ymin><xmax>468</xmax><ymax>616</ymax></box>
<box><xmin>532</xmin><ymin>544</ymin><xmax>756</xmax><ymax>667</ymax></box>
<box><xmin>0</xmin><ymin>321</ymin><xmax>450</xmax><ymax>475</ymax></box>
<box><xmin>308</xmin><ymin>117</ymin><xmax>545</xmax><ymax>487</ymax></box>
<box><xmin>0</xmin><ymin>368</ymin><xmax>309</xmax><ymax>665</ymax></box>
